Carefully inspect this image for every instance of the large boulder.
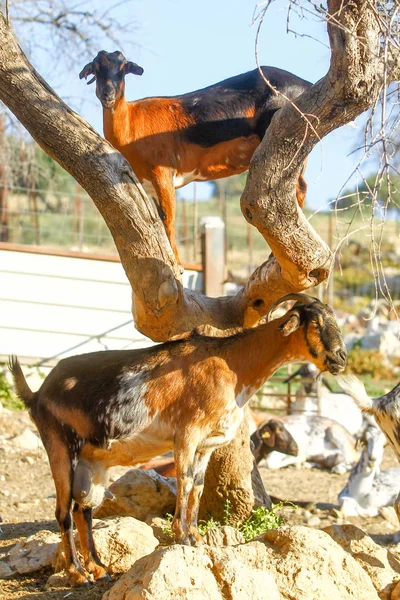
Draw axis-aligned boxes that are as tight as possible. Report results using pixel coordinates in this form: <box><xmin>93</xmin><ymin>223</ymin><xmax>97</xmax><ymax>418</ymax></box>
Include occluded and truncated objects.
<box><xmin>324</xmin><ymin>524</ymin><xmax>400</xmax><ymax>600</ymax></box>
<box><xmin>11</xmin><ymin>428</ymin><xmax>43</xmax><ymax>452</ymax></box>
<box><xmin>104</xmin><ymin>525</ymin><xmax>388</xmax><ymax>600</ymax></box>
<box><xmin>202</xmin><ymin>525</ymin><xmax>245</xmax><ymax>547</ymax></box>
<box><xmin>261</xmin><ymin>525</ymin><xmax>379</xmax><ymax>600</ymax></box>
<box><xmin>6</xmin><ymin>530</ymin><xmax>60</xmax><ymax>575</ymax></box>
<box><xmin>102</xmin><ymin>544</ymin><xmax>280</xmax><ymax>600</ymax></box>
<box><xmin>94</xmin><ymin>469</ymin><xmax>176</xmax><ymax>521</ymax></box>
<box><xmin>53</xmin><ymin>516</ymin><xmax>158</xmax><ymax>574</ymax></box>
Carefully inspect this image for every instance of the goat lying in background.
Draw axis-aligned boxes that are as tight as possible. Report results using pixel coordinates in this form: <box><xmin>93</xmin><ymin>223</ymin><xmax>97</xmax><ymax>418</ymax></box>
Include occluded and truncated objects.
<box><xmin>338</xmin><ymin>375</ymin><xmax>400</xmax><ymax>521</ymax></box>
<box><xmin>139</xmin><ymin>418</ymin><xmax>300</xmax><ymax>476</ymax></box>
<box><xmin>287</xmin><ymin>363</ymin><xmax>363</xmax><ymax>436</ymax></box>
<box><xmin>80</xmin><ymin>51</ymin><xmax>311</xmax><ymax>263</ymax></box>
<box><xmin>262</xmin><ymin>414</ymin><xmax>359</xmax><ymax>473</ymax></box>
<box><xmin>251</xmin><ymin>419</ymin><xmax>299</xmax><ymax>465</ymax></box>
<box><xmin>10</xmin><ymin>293</ymin><xmax>346</xmax><ymax>585</ymax></box>
<box><xmin>338</xmin><ymin>419</ymin><xmax>400</xmax><ymax>518</ymax></box>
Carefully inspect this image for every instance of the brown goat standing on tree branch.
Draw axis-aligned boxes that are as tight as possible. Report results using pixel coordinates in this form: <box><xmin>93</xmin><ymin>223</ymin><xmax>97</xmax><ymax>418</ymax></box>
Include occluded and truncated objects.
<box><xmin>10</xmin><ymin>293</ymin><xmax>346</xmax><ymax>586</ymax></box>
<box><xmin>79</xmin><ymin>50</ymin><xmax>311</xmax><ymax>265</ymax></box>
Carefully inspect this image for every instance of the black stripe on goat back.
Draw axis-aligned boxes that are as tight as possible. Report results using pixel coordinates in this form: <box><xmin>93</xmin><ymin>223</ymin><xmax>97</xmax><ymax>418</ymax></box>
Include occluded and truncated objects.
<box><xmin>179</xmin><ymin>66</ymin><xmax>311</xmax><ymax>147</ymax></box>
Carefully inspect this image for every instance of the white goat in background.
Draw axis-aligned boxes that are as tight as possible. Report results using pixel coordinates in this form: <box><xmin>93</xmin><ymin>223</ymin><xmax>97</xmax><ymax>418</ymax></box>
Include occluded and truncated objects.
<box><xmin>262</xmin><ymin>414</ymin><xmax>359</xmax><ymax>473</ymax></box>
<box><xmin>338</xmin><ymin>420</ymin><xmax>400</xmax><ymax>517</ymax></box>
<box><xmin>338</xmin><ymin>375</ymin><xmax>400</xmax><ymax>520</ymax></box>
<box><xmin>288</xmin><ymin>363</ymin><xmax>363</xmax><ymax>436</ymax></box>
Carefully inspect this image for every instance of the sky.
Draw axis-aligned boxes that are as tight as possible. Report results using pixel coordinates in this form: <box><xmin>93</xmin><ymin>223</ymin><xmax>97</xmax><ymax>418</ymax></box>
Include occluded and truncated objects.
<box><xmin>20</xmin><ymin>0</ymin><xmax>375</xmax><ymax>211</ymax></box>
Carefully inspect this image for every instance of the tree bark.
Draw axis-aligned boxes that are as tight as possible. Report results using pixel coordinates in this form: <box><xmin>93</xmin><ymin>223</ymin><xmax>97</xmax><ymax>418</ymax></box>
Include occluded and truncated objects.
<box><xmin>0</xmin><ymin>0</ymin><xmax>398</xmax><ymax>526</ymax></box>
<box><xmin>200</xmin><ymin>412</ymin><xmax>271</xmax><ymax>525</ymax></box>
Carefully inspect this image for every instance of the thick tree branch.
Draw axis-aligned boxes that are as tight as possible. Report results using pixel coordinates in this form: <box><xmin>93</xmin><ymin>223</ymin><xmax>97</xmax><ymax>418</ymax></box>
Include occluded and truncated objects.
<box><xmin>0</xmin><ymin>1</ymin><xmax>398</xmax><ymax>341</ymax></box>
<box><xmin>240</xmin><ymin>0</ymin><xmax>399</xmax><ymax>300</ymax></box>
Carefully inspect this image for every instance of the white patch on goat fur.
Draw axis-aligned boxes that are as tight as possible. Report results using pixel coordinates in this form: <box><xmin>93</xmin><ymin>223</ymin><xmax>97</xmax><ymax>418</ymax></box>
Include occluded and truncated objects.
<box><xmin>107</xmin><ymin>371</ymin><xmax>150</xmax><ymax>436</ymax></box>
<box><xmin>173</xmin><ymin>170</ymin><xmax>208</xmax><ymax>188</ymax></box>
<box><xmin>173</xmin><ymin>170</ymin><xmax>197</xmax><ymax>187</ymax></box>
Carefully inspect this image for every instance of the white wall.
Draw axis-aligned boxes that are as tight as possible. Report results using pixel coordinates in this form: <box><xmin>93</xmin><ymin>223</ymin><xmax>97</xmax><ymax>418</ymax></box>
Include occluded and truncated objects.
<box><xmin>0</xmin><ymin>248</ymin><xmax>202</xmax><ymax>366</ymax></box>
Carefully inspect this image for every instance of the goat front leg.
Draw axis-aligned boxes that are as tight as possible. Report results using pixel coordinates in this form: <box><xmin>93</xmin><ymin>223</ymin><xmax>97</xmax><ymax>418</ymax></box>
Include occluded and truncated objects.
<box><xmin>151</xmin><ymin>168</ymin><xmax>181</xmax><ymax>266</ymax></box>
<box><xmin>73</xmin><ymin>504</ymin><xmax>110</xmax><ymax>581</ymax></box>
<box><xmin>186</xmin><ymin>449</ymin><xmax>213</xmax><ymax>545</ymax></box>
<box><xmin>172</xmin><ymin>440</ymin><xmax>197</xmax><ymax>545</ymax></box>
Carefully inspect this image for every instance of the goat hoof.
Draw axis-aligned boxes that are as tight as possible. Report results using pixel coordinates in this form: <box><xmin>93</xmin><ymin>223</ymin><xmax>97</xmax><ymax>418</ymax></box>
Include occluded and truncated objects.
<box><xmin>97</xmin><ymin>572</ymin><xmax>112</xmax><ymax>582</ymax></box>
<box><xmin>176</xmin><ymin>535</ymin><xmax>191</xmax><ymax>546</ymax></box>
<box><xmin>69</xmin><ymin>573</ymin><xmax>92</xmax><ymax>587</ymax></box>
<box><xmin>189</xmin><ymin>532</ymin><xmax>204</xmax><ymax>546</ymax></box>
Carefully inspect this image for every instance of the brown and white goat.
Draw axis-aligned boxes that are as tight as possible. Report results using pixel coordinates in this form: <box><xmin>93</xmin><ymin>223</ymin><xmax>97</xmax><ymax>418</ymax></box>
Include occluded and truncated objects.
<box><xmin>79</xmin><ymin>51</ymin><xmax>311</xmax><ymax>264</ymax></box>
<box><xmin>10</xmin><ymin>293</ymin><xmax>346</xmax><ymax>585</ymax></box>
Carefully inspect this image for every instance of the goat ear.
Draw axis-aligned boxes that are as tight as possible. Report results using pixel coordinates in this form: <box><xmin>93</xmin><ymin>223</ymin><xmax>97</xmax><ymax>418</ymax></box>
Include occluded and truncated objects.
<box><xmin>79</xmin><ymin>62</ymin><xmax>94</xmax><ymax>81</ymax></box>
<box><xmin>260</xmin><ymin>426</ymin><xmax>276</xmax><ymax>448</ymax></box>
<box><xmin>278</xmin><ymin>313</ymin><xmax>300</xmax><ymax>337</ymax></box>
<box><xmin>124</xmin><ymin>62</ymin><xmax>144</xmax><ymax>76</ymax></box>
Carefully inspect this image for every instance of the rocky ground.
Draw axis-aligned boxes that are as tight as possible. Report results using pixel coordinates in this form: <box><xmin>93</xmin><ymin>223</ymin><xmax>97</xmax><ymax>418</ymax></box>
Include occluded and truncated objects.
<box><xmin>1</xmin><ymin>405</ymin><xmax>400</xmax><ymax>599</ymax></box>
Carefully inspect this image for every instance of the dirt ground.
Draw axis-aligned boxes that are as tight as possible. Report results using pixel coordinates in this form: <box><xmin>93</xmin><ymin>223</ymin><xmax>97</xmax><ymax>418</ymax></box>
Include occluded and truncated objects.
<box><xmin>1</xmin><ymin>405</ymin><xmax>400</xmax><ymax>600</ymax></box>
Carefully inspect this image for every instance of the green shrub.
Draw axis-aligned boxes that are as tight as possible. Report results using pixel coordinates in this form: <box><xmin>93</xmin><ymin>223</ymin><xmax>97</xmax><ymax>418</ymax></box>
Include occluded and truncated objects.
<box><xmin>237</xmin><ymin>503</ymin><xmax>289</xmax><ymax>541</ymax></box>
<box><xmin>347</xmin><ymin>347</ymin><xmax>394</xmax><ymax>380</ymax></box>
<box><xmin>0</xmin><ymin>369</ymin><xmax>23</xmax><ymax>410</ymax></box>
<box><xmin>161</xmin><ymin>501</ymin><xmax>293</xmax><ymax>543</ymax></box>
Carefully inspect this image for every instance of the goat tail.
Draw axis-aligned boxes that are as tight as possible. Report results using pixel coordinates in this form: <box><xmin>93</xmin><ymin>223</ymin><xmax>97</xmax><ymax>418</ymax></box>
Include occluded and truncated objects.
<box><xmin>8</xmin><ymin>356</ymin><xmax>36</xmax><ymax>409</ymax></box>
<box><xmin>337</xmin><ymin>374</ymin><xmax>374</xmax><ymax>414</ymax></box>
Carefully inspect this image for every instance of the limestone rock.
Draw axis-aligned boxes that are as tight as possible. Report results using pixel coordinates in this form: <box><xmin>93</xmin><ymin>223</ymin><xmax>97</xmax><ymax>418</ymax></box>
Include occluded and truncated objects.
<box><xmin>148</xmin><ymin>517</ymin><xmax>174</xmax><ymax>546</ymax></box>
<box><xmin>7</xmin><ymin>531</ymin><xmax>60</xmax><ymax>574</ymax></box>
<box><xmin>203</xmin><ymin>525</ymin><xmax>245</xmax><ymax>547</ymax></box>
<box><xmin>53</xmin><ymin>516</ymin><xmax>158</xmax><ymax>575</ymax></box>
<box><xmin>11</xmin><ymin>428</ymin><xmax>43</xmax><ymax>452</ymax></box>
<box><xmin>94</xmin><ymin>469</ymin><xmax>176</xmax><ymax>521</ymax></box>
<box><xmin>0</xmin><ymin>560</ymin><xmax>12</xmax><ymax>578</ymax></box>
<box><xmin>324</xmin><ymin>524</ymin><xmax>400</xmax><ymax>600</ymax></box>
<box><xmin>103</xmin><ymin>526</ymin><xmax>384</xmax><ymax>600</ymax></box>
<box><xmin>361</xmin><ymin>330</ymin><xmax>400</xmax><ymax>358</ymax></box>
<box><xmin>45</xmin><ymin>572</ymin><xmax>70</xmax><ymax>589</ymax></box>
<box><xmin>103</xmin><ymin>544</ymin><xmax>280</xmax><ymax>600</ymax></box>
<box><xmin>261</xmin><ymin>525</ymin><xmax>379</xmax><ymax>600</ymax></box>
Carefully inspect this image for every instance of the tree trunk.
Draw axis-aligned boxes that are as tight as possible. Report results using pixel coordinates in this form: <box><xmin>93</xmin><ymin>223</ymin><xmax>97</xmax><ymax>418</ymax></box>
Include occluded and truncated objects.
<box><xmin>0</xmin><ymin>1</ymin><xmax>398</xmax><ymax>525</ymax></box>
<box><xmin>200</xmin><ymin>415</ymin><xmax>271</xmax><ymax>525</ymax></box>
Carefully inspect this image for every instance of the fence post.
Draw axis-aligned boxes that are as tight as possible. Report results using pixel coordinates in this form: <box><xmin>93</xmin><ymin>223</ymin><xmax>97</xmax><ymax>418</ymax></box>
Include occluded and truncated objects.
<box><xmin>201</xmin><ymin>216</ymin><xmax>226</xmax><ymax>297</ymax></box>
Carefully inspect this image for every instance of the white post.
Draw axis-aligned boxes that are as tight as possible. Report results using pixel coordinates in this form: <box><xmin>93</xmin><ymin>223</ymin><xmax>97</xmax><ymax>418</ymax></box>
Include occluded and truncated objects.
<box><xmin>201</xmin><ymin>216</ymin><xmax>226</xmax><ymax>297</ymax></box>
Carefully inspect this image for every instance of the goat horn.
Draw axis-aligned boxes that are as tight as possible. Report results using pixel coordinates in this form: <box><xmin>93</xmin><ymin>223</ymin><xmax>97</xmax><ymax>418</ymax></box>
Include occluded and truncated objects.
<box><xmin>267</xmin><ymin>293</ymin><xmax>317</xmax><ymax>322</ymax></box>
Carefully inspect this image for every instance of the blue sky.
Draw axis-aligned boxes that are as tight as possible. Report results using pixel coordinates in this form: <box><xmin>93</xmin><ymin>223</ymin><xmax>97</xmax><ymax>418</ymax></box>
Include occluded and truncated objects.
<box><xmin>30</xmin><ymin>0</ymin><xmax>373</xmax><ymax>210</ymax></box>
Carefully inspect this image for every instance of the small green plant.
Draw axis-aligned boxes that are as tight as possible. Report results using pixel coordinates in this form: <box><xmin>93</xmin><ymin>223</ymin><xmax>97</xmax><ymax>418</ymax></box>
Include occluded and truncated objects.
<box><xmin>238</xmin><ymin>503</ymin><xmax>291</xmax><ymax>541</ymax></box>
<box><xmin>160</xmin><ymin>501</ymin><xmax>294</xmax><ymax>543</ymax></box>
<box><xmin>223</xmin><ymin>498</ymin><xmax>232</xmax><ymax>526</ymax></box>
<box><xmin>0</xmin><ymin>369</ymin><xmax>23</xmax><ymax>410</ymax></box>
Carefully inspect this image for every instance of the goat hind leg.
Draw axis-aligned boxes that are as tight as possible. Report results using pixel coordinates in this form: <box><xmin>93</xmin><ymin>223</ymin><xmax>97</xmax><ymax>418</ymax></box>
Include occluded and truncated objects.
<box><xmin>48</xmin><ymin>443</ymin><xmax>88</xmax><ymax>585</ymax></box>
<box><xmin>187</xmin><ymin>449</ymin><xmax>213</xmax><ymax>545</ymax></box>
<box><xmin>73</xmin><ymin>503</ymin><xmax>110</xmax><ymax>581</ymax></box>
